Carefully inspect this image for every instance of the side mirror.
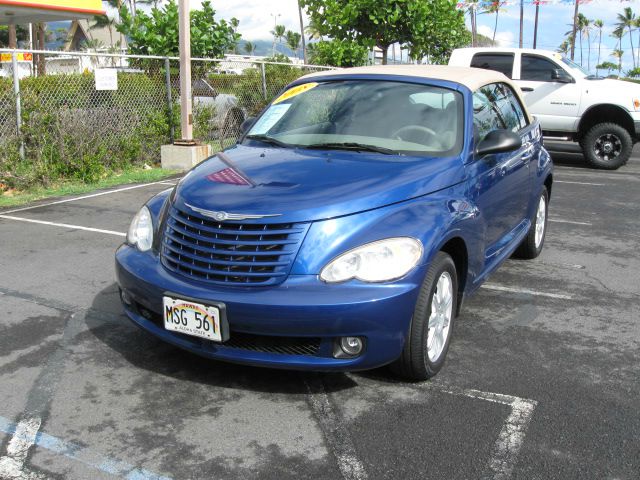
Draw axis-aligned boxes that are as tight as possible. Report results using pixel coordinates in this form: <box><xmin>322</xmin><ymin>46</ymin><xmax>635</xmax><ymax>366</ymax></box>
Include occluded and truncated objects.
<box><xmin>476</xmin><ymin>129</ymin><xmax>522</xmax><ymax>157</ymax></box>
<box><xmin>551</xmin><ymin>69</ymin><xmax>573</xmax><ymax>83</ymax></box>
<box><xmin>240</xmin><ymin>117</ymin><xmax>256</xmax><ymax>135</ymax></box>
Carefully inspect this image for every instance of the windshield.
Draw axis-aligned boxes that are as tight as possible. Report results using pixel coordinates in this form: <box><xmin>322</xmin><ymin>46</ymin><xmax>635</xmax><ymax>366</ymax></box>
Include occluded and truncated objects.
<box><xmin>244</xmin><ymin>80</ymin><xmax>464</xmax><ymax>157</ymax></box>
<box><xmin>560</xmin><ymin>56</ymin><xmax>589</xmax><ymax>77</ymax></box>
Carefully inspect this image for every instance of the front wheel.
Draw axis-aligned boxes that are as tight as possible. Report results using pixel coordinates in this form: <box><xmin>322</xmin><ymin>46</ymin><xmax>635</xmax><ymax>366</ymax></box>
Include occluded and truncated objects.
<box><xmin>514</xmin><ymin>186</ymin><xmax>548</xmax><ymax>259</ymax></box>
<box><xmin>392</xmin><ymin>252</ymin><xmax>458</xmax><ymax>381</ymax></box>
<box><xmin>580</xmin><ymin>122</ymin><xmax>632</xmax><ymax>170</ymax></box>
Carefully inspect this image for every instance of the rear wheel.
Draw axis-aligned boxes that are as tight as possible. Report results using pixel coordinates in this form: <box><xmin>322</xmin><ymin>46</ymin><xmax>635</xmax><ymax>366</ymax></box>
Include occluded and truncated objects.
<box><xmin>580</xmin><ymin>122</ymin><xmax>632</xmax><ymax>170</ymax></box>
<box><xmin>392</xmin><ymin>252</ymin><xmax>458</xmax><ymax>381</ymax></box>
<box><xmin>514</xmin><ymin>186</ymin><xmax>548</xmax><ymax>259</ymax></box>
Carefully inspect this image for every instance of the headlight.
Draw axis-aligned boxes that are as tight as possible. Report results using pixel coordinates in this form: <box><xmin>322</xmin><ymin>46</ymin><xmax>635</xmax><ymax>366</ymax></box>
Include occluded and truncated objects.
<box><xmin>127</xmin><ymin>205</ymin><xmax>153</xmax><ymax>251</ymax></box>
<box><xmin>320</xmin><ymin>237</ymin><xmax>423</xmax><ymax>283</ymax></box>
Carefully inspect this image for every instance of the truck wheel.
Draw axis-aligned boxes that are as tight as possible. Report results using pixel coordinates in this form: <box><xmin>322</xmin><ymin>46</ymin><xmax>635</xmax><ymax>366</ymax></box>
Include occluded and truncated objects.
<box><xmin>580</xmin><ymin>123</ymin><xmax>632</xmax><ymax>170</ymax></box>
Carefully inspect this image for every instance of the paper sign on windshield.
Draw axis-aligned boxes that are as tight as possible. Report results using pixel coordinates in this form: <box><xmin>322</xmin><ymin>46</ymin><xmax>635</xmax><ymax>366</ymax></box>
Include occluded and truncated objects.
<box><xmin>273</xmin><ymin>82</ymin><xmax>318</xmax><ymax>105</ymax></box>
<box><xmin>250</xmin><ymin>104</ymin><xmax>291</xmax><ymax>134</ymax></box>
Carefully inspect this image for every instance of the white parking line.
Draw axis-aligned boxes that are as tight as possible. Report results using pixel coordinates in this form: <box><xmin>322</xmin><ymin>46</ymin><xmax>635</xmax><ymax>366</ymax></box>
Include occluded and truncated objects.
<box><xmin>0</xmin><ymin>215</ymin><xmax>126</xmax><ymax>237</ymax></box>
<box><xmin>483</xmin><ymin>284</ymin><xmax>572</xmax><ymax>300</ymax></box>
<box><xmin>348</xmin><ymin>375</ymin><xmax>538</xmax><ymax>480</ymax></box>
<box><xmin>555</xmin><ymin>180</ymin><xmax>604</xmax><ymax>186</ymax></box>
<box><xmin>157</xmin><ymin>181</ymin><xmax>177</xmax><ymax>186</ymax></box>
<box><xmin>0</xmin><ymin>417</ymin><xmax>44</xmax><ymax>480</ymax></box>
<box><xmin>548</xmin><ymin>218</ymin><xmax>592</xmax><ymax>226</ymax></box>
<box><xmin>0</xmin><ymin>181</ymin><xmax>169</xmax><ymax>215</ymax></box>
<box><xmin>305</xmin><ymin>376</ymin><xmax>368</xmax><ymax>480</ymax></box>
<box><xmin>446</xmin><ymin>388</ymin><xmax>538</xmax><ymax>480</ymax></box>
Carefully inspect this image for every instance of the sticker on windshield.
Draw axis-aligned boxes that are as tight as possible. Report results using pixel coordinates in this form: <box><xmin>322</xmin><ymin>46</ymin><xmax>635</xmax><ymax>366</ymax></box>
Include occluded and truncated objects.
<box><xmin>250</xmin><ymin>104</ymin><xmax>291</xmax><ymax>134</ymax></box>
<box><xmin>273</xmin><ymin>82</ymin><xmax>318</xmax><ymax>105</ymax></box>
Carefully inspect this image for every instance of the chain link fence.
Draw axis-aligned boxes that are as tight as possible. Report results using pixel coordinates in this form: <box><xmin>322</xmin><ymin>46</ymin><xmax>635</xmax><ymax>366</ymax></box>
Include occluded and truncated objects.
<box><xmin>0</xmin><ymin>49</ymin><xmax>335</xmax><ymax>190</ymax></box>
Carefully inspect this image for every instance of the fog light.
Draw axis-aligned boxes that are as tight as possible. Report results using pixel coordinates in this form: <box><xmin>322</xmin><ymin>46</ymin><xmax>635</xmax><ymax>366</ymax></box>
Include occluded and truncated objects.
<box><xmin>340</xmin><ymin>337</ymin><xmax>364</xmax><ymax>356</ymax></box>
<box><xmin>120</xmin><ymin>289</ymin><xmax>132</xmax><ymax>306</ymax></box>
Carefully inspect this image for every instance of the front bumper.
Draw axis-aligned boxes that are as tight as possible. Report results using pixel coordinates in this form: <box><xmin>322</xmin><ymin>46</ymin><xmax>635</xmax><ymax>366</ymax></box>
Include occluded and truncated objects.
<box><xmin>115</xmin><ymin>245</ymin><xmax>424</xmax><ymax>371</ymax></box>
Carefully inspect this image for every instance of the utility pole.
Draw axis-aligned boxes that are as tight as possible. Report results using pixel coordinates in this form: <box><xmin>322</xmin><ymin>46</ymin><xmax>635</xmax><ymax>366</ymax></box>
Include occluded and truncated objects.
<box><xmin>178</xmin><ymin>0</ymin><xmax>192</xmax><ymax>141</ymax></box>
<box><xmin>519</xmin><ymin>0</ymin><xmax>524</xmax><ymax>48</ymax></box>
<box><xmin>533</xmin><ymin>2</ymin><xmax>540</xmax><ymax>49</ymax></box>
<box><xmin>570</xmin><ymin>0</ymin><xmax>579</xmax><ymax>60</ymax></box>
<box><xmin>298</xmin><ymin>2</ymin><xmax>307</xmax><ymax>64</ymax></box>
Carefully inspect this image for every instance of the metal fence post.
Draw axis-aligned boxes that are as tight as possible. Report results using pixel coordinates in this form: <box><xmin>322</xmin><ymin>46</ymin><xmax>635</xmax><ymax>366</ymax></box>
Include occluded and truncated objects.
<box><xmin>11</xmin><ymin>52</ymin><xmax>24</xmax><ymax>160</ymax></box>
<box><xmin>164</xmin><ymin>57</ymin><xmax>175</xmax><ymax>143</ymax></box>
<box><xmin>260</xmin><ymin>63</ymin><xmax>267</xmax><ymax>100</ymax></box>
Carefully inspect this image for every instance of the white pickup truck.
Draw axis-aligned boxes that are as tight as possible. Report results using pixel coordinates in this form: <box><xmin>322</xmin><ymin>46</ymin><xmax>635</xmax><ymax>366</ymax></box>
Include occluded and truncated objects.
<box><xmin>449</xmin><ymin>48</ymin><xmax>640</xmax><ymax>169</ymax></box>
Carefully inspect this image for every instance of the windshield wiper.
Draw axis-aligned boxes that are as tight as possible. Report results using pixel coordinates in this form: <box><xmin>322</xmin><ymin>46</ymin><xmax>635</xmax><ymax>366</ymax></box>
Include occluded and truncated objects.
<box><xmin>303</xmin><ymin>142</ymin><xmax>398</xmax><ymax>155</ymax></box>
<box><xmin>245</xmin><ymin>134</ymin><xmax>290</xmax><ymax>148</ymax></box>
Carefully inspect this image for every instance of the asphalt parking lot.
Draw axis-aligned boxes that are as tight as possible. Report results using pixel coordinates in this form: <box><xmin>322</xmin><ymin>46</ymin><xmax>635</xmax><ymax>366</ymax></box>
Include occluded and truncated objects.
<box><xmin>1</xmin><ymin>143</ymin><xmax>639</xmax><ymax>480</ymax></box>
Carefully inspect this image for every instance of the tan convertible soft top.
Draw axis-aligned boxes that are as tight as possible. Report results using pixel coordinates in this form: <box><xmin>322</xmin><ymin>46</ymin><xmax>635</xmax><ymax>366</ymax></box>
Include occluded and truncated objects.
<box><xmin>300</xmin><ymin>65</ymin><xmax>534</xmax><ymax>123</ymax></box>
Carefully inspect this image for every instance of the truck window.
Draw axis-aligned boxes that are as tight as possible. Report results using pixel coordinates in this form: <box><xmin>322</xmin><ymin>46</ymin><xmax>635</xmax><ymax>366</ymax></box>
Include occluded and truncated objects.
<box><xmin>521</xmin><ymin>54</ymin><xmax>560</xmax><ymax>82</ymax></box>
<box><xmin>470</xmin><ymin>53</ymin><xmax>514</xmax><ymax>79</ymax></box>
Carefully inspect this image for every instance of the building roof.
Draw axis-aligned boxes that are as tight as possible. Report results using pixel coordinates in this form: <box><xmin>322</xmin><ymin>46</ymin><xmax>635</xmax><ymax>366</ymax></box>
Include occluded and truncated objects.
<box><xmin>300</xmin><ymin>65</ymin><xmax>512</xmax><ymax>92</ymax></box>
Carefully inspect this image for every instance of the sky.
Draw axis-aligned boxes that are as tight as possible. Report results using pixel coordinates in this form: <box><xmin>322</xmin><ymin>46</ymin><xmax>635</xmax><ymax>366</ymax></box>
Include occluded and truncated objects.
<box><xmin>208</xmin><ymin>1</ymin><xmax>638</xmax><ymax>73</ymax></box>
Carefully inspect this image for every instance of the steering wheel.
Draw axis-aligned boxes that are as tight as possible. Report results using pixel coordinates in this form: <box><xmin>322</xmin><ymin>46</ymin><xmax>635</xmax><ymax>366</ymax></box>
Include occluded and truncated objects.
<box><xmin>392</xmin><ymin>125</ymin><xmax>438</xmax><ymax>143</ymax></box>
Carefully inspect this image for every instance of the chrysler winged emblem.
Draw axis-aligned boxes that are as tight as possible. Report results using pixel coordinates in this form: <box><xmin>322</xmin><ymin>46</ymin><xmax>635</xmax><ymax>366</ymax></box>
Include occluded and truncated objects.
<box><xmin>185</xmin><ymin>203</ymin><xmax>281</xmax><ymax>221</ymax></box>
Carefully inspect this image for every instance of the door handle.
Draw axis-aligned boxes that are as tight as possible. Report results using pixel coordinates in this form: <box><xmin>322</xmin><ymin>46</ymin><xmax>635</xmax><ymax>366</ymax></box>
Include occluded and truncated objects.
<box><xmin>521</xmin><ymin>87</ymin><xmax>534</xmax><ymax>92</ymax></box>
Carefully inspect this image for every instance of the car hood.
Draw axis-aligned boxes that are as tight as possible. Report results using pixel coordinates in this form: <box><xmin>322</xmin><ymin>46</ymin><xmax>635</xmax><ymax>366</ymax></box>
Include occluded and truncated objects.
<box><xmin>173</xmin><ymin>144</ymin><xmax>465</xmax><ymax>223</ymax></box>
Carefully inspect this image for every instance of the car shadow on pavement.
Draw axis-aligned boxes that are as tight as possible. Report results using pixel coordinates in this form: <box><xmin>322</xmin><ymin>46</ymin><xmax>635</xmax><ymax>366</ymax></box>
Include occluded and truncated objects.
<box><xmin>85</xmin><ymin>283</ymin><xmax>359</xmax><ymax>395</ymax></box>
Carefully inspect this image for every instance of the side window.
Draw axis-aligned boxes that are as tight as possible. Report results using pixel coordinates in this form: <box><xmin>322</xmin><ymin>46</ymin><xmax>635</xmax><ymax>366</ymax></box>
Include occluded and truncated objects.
<box><xmin>470</xmin><ymin>53</ymin><xmax>514</xmax><ymax>79</ymax></box>
<box><xmin>521</xmin><ymin>55</ymin><xmax>560</xmax><ymax>82</ymax></box>
<box><xmin>473</xmin><ymin>85</ymin><xmax>505</xmax><ymax>141</ymax></box>
<box><xmin>492</xmin><ymin>83</ymin><xmax>528</xmax><ymax>132</ymax></box>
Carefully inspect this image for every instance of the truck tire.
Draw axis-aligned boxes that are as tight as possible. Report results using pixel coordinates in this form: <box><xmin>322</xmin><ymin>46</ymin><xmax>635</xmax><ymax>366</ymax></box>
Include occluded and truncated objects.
<box><xmin>580</xmin><ymin>122</ymin><xmax>632</xmax><ymax>170</ymax></box>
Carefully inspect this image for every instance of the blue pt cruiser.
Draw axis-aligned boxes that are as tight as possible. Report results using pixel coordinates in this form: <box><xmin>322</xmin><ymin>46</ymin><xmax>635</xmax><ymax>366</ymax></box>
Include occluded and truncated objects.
<box><xmin>116</xmin><ymin>66</ymin><xmax>553</xmax><ymax>380</ymax></box>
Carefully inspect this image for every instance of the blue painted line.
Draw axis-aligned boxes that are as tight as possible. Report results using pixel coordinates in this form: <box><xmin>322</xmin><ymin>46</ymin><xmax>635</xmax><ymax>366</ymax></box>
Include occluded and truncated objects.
<box><xmin>0</xmin><ymin>416</ymin><xmax>172</xmax><ymax>480</ymax></box>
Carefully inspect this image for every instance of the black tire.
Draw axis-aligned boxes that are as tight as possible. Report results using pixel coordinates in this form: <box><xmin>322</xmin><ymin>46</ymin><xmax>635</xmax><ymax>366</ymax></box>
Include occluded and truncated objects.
<box><xmin>580</xmin><ymin>122</ymin><xmax>632</xmax><ymax>170</ymax></box>
<box><xmin>391</xmin><ymin>252</ymin><xmax>458</xmax><ymax>381</ymax></box>
<box><xmin>514</xmin><ymin>186</ymin><xmax>548</xmax><ymax>260</ymax></box>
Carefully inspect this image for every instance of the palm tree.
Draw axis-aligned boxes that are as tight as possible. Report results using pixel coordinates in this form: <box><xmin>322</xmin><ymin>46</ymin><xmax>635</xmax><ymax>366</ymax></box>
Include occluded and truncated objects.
<box><xmin>593</xmin><ymin>19</ymin><xmax>604</xmax><ymax>71</ymax></box>
<box><xmin>270</xmin><ymin>24</ymin><xmax>286</xmax><ymax>55</ymax></box>
<box><xmin>467</xmin><ymin>1</ymin><xmax>479</xmax><ymax>47</ymax></box>
<box><xmin>611</xmin><ymin>48</ymin><xmax>624</xmax><ymax>74</ymax></box>
<box><xmin>576</xmin><ymin>13</ymin><xmax>589</xmax><ymax>67</ymax></box>
<box><xmin>243</xmin><ymin>41</ymin><xmax>255</xmax><ymax>56</ymax></box>
<box><xmin>616</xmin><ymin>7</ymin><xmax>636</xmax><ymax>68</ymax></box>
<box><xmin>611</xmin><ymin>26</ymin><xmax>625</xmax><ymax>72</ymax></box>
<box><xmin>304</xmin><ymin>18</ymin><xmax>323</xmax><ymax>42</ymax></box>
<box><xmin>90</xmin><ymin>14</ymin><xmax>116</xmax><ymax>48</ymax></box>
<box><xmin>481</xmin><ymin>1</ymin><xmax>505</xmax><ymax>44</ymax></box>
<box><xmin>285</xmin><ymin>30</ymin><xmax>301</xmax><ymax>59</ymax></box>
<box><xmin>582</xmin><ymin>16</ymin><xmax>592</xmax><ymax>71</ymax></box>
<box><xmin>635</xmin><ymin>17</ymin><xmax>640</xmax><ymax>67</ymax></box>
<box><xmin>558</xmin><ymin>39</ymin><xmax>571</xmax><ymax>56</ymax></box>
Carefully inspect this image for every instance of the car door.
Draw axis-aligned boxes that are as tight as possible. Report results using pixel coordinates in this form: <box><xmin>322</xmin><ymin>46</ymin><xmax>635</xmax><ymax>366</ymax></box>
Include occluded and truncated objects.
<box><xmin>516</xmin><ymin>53</ymin><xmax>582</xmax><ymax>131</ymax></box>
<box><xmin>468</xmin><ymin>82</ymin><xmax>533</xmax><ymax>261</ymax></box>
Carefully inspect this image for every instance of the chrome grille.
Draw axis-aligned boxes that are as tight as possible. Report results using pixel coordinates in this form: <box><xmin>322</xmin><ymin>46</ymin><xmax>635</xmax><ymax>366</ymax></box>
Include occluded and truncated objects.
<box><xmin>161</xmin><ymin>206</ymin><xmax>308</xmax><ymax>285</ymax></box>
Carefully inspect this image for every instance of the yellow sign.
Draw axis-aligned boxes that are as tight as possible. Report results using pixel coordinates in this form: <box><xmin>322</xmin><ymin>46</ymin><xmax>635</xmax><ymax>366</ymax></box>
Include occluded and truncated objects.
<box><xmin>0</xmin><ymin>0</ymin><xmax>103</xmax><ymax>15</ymax></box>
<box><xmin>273</xmin><ymin>83</ymin><xmax>319</xmax><ymax>104</ymax></box>
<box><xmin>0</xmin><ymin>52</ymin><xmax>33</xmax><ymax>62</ymax></box>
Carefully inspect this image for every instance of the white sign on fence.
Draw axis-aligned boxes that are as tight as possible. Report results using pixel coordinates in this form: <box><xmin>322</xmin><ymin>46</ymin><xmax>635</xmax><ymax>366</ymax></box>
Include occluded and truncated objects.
<box><xmin>95</xmin><ymin>68</ymin><xmax>118</xmax><ymax>91</ymax></box>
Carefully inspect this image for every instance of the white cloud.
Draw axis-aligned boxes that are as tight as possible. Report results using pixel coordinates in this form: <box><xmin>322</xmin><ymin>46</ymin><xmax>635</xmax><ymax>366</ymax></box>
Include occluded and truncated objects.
<box><xmin>477</xmin><ymin>24</ymin><xmax>515</xmax><ymax>47</ymax></box>
<box><xmin>206</xmin><ymin>0</ymin><xmax>307</xmax><ymax>41</ymax></box>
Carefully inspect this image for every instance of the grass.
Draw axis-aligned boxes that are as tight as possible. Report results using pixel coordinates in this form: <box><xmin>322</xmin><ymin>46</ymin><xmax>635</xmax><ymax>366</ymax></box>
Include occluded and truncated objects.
<box><xmin>0</xmin><ymin>167</ymin><xmax>178</xmax><ymax>209</ymax></box>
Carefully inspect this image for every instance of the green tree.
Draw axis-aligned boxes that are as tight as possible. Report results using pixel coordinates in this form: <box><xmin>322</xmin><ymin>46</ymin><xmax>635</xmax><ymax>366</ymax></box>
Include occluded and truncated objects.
<box><xmin>308</xmin><ymin>39</ymin><xmax>369</xmax><ymax>67</ymax></box>
<box><xmin>299</xmin><ymin>0</ymin><xmax>467</xmax><ymax>65</ymax></box>
<box><xmin>615</xmin><ymin>7</ymin><xmax>636</xmax><ymax>69</ymax></box>
<box><xmin>596</xmin><ymin>61</ymin><xmax>618</xmax><ymax>75</ymax></box>
<box><xmin>626</xmin><ymin>66</ymin><xmax>640</xmax><ymax>78</ymax></box>
<box><xmin>285</xmin><ymin>30</ymin><xmax>301</xmax><ymax>58</ymax></box>
<box><xmin>117</xmin><ymin>0</ymin><xmax>240</xmax><ymax>58</ymax></box>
